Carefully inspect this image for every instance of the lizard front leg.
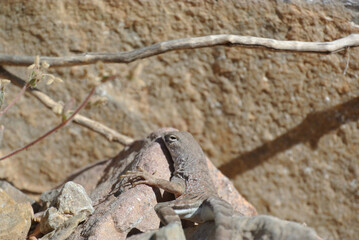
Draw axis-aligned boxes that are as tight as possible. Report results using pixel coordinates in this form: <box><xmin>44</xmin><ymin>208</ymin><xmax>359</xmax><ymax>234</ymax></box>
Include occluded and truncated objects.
<box><xmin>121</xmin><ymin>167</ymin><xmax>187</xmax><ymax>226</ymax></box>
<box><xmin>121</xmin><ymin>166</ymin><xmax>185</xmax><ymax>197</ymax></box>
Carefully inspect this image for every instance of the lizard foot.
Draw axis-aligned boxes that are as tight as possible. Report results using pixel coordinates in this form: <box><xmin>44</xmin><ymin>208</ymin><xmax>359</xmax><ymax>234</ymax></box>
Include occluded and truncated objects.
<box><xmin>120</xmin><ymin>166</ymin><xmax>158</xmax><ymax>188</ymax></box>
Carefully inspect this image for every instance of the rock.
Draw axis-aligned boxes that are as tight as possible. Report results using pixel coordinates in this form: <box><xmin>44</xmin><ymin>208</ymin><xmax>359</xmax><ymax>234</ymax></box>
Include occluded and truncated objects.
<box><xmin>0</xmin><ymin>2</ymin><xmax>357</xmax><ymax>239</ymax></box>
<box><xmin>189</xmin><ymin>215</ymin><xmax>321</xmax><ymax>240</ymax></box>
<box><xmin>40</xmin><ymin>207</ymin><xmax>69</xmax><ymax>234</ymax></box>
<box><xmin>207</xmin><ymin>158</ymin><xmax>257</xmax><ymax>217</ymax></box>
<box><xmin>232</xmin><ymin>215</ymin><xmax>320</xmax><ymax>240</ymax></box>
<box><xmin>63</xmin><ymin>128</ymin><xmax>318</xmax><ymax>239</ymax></box>
<box><xmin>40</xmin><ymin>181</ymin><xmax>94</xmax><ymax>234</ymax></box>
<box><xmin>40</xmin><ymin>188</ymin><xmax>61</xmax><ymax>209</ymax></box>
<box><xmin>127</xmin><ymin>223</ymin><xmax>185</xmax><ymax>240</ymax></box>
<box><xmin>153</xmin><ymin>223</ymin><xmax>186</xmax><ymax>240</ymax></box>
<box><xmin>0</xmin><ymin>180</ymin><xmax>35</xmax><ymax>205</ymax></box>
<box><xmin>56</xmin><ymin>181</ymin><xmax>94</xmax><ymax>216</ymax></box>
<box><xmin>65</xmin><ymin>128</ymin><xmax>257</xmax><ymax>240</ymax></box>
<box><xmin>40</xmin><ymin>211</ymin><xmax>89</xmax><ymax>240</ymax></box>
<box><xmin>0</xmin><ymin>188</ymin><xmax>33</xmax><ymax>240</ymax></box>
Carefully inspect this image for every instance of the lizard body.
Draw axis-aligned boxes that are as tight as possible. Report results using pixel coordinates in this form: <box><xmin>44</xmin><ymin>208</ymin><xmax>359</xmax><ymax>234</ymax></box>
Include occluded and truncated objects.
<box><xmin>123</xmin><ymin>131</ymin><xmax>234</xmax><ymax>239</ymax></box>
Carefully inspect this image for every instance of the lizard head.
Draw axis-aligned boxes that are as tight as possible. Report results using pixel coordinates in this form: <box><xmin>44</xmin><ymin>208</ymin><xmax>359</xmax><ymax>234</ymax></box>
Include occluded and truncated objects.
<box><xmin>162</xmin><ymin>131</ymin><xmax>204</xmax><ymax>162</ymax></box>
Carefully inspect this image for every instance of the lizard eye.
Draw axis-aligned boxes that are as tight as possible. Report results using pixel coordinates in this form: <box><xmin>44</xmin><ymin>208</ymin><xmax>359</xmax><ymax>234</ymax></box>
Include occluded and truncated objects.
<box><xmin>166</xmin><ymin>134</ymin><xmax>178</xmax><ymax>143</ymax></box>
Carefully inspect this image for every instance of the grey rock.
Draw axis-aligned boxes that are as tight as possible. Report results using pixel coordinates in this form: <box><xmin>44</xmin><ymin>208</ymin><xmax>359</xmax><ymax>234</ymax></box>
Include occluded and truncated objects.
<box><xmin>127</xmin><ymin>223</ymin><xmax>185</xmax><ymax>240</ymax></box>
<box><xmin>40</xmin><ymin>188</ymin><xmax>61</xmax><ymax>209</ymax></box>
<box><xmin>57</xmin><ymin>181</ymin><xmax>94</xmax><ymax>215</ymax></box>
<box><xmin>189</xmin><ymin>215</ymin><xmax>321</xmax><ymax>240</ymax></box>
<box><xmin>40</xmin><ymin>207</ymin><xmax>69</xmax><ymax>234</ymax></box>
<box><xmin>233</xmin><ymin>215</ymin><xmax>320</xmax><ymax>240</ymax></box>
<box><xmin>154</xmin><ymin>223</ymin><xmax>186</xmax><ymax>240</ymax></box>
<box><xmin>40</xmin><ymin>211</ymin><xmax>89</xmax><ymax>240</ymax></box>
<box><xmin>0</xmin><ymin>180</ymin><xmax>35</xmax><ymax>205</ymax></box>
<box><xmin>130</xmin><ymin>214</ymin><xmax>321</xmax><ymax>240</ymax></box>
<box><xmin>40</xmin><ymin>181</ymin><xmax>94</xmax><ymax>234</ymax></box>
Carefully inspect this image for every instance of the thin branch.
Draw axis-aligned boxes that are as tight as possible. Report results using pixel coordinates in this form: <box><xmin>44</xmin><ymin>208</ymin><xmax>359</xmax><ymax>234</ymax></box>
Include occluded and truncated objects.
<box><xmin>0</xmin><ymin>87</ymin><xmax>96</xmax><ymax>161</ymax></box>
<box><xmin>0</xmin><ymin>66</ymin><xmax>134</xmax><ymax>146</ymax></box>
<box><xmin>73</xmin><ymin>114</ymin><xmax>133</xmax><ymax>143</ymax></box>
<box><xmin>0</xmin><ymin>34</ymin><xmax>358</xmax><ymax>67</ymax></box>
<box><xmin>0</xmin><ymin>83</ymin><xmax>28</xmax><ymax>116</ymax></box>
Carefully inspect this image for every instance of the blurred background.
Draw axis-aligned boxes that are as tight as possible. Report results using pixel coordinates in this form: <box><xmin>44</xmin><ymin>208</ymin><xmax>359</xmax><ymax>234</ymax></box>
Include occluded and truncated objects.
<box><xmin>0</xmin><ymin>1</ymin><xmax>358</xmax><ymax>239</ymax></box>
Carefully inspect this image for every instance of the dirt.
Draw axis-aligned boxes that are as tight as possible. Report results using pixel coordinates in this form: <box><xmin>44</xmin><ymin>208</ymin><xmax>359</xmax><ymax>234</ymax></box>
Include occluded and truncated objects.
<box><xmin>0</xmin><ymin>1</ymin><xmax>358</xmax><ymax>239</ymax></box>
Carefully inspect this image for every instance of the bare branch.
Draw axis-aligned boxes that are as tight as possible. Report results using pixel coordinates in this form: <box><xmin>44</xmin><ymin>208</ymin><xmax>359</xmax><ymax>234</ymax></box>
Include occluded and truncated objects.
<box><xmin>0</xmin><ymin>34</ymin><xmax>358</xmax><ymax>67</ymax></box>
<box><xmin>73</xmin><ymin>114</ymin><xmax>133</xmax><ymax>144</ymax></box>
<box><xmin>0</xmin><ymin>66</ymin><xmax>134</xmax><ymax>146</ymax></box>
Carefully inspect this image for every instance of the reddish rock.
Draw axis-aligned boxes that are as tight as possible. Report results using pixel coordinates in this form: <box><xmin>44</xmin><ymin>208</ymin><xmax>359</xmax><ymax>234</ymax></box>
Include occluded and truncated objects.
<box><xmin>66</xmin><ymin>128</ymin><xmax>256</xmax><ymax>240</ymax></box>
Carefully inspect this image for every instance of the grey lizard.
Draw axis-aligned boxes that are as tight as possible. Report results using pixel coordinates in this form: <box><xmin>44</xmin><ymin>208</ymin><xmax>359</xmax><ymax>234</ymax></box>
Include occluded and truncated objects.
<box><xmin>122</xmin><ymin>131</ymin><xmax>322</xmax><ymax>240</ymax></box>
<box><xmin>122</xmin><ymin>131</ymin><xmax>234</xmax><ymax>239</ymax></box>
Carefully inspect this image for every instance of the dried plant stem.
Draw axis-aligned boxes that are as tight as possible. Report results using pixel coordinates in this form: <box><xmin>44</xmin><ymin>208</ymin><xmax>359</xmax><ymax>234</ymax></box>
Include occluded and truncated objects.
<box><xmin>0</xmin><ymin>34</ymin><xmax>358</xmax><ymax>67</ymax></box>
<box><xmin>0</xmin><ymin>34</ymin><xmax>355</xmax><ymax>154</ymax></box>
<box><xmin>0</xmin><ymin>83</ymin><xmax>28</xmax><ymax>116</ymax></box>
<box><xmin>0</xmin><ymin>66</ymin><xmax>134</xmax><ymax>146</ymax></box>
<box><xmin>73</xmin><ymin>114</ymin><xmax>133</xmax><ymax>143</ymax></box>
<box><xmin>0</xmin><ymin>87</ymin><xmax>95</xmax><ymax>161</ymax></box>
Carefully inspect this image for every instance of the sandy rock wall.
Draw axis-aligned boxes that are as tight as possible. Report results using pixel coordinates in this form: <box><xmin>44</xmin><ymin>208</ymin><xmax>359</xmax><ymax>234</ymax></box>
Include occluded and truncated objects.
<box><xmin>0</xmin><ymin>1</ymin><xmax>358</xmax><ymax>239</ymax></box>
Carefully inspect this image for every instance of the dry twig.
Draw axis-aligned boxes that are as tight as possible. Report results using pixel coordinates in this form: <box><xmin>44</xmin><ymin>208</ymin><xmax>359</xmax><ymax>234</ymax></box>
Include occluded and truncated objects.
<box><xmin>0</xmin><ymin>87</ymin><xmax>96</xmax><ymax>161</ymax></box>
<box><xmin>0</xmin><ymin>34</ymin><xmax>358</xmax><ymax>67</ymax></box>
<box><xmin>0</xmin><ymin>34</ymin><xmax>356</xmax><ymax>150</ymax></box>
<box><xmin>0</xmin><ymin>66</ymin><xmax>134</xmax><ymax>146</ymax></box>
